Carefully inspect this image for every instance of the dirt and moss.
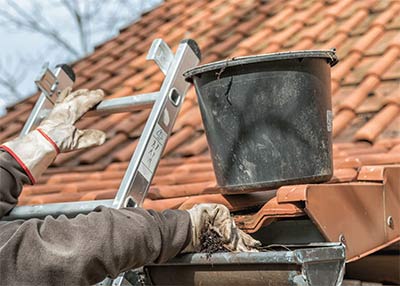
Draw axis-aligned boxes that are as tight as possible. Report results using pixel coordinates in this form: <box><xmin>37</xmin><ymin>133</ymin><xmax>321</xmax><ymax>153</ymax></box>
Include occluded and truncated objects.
<box><xmin>199</xmin><ymin>228</ymin><xmax>229</xmax><ymax>258</ymax></box>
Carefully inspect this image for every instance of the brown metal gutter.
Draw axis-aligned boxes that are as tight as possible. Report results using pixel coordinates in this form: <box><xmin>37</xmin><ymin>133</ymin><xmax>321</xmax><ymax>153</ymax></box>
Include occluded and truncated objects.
<box><xmin>142</xmin><ymin>243</ymin><xmax>345</xmax><ymax>286</ymax></box>
<box><xmin>275</xmin><ymin>165</ymin><xmax>400</xmax><ymax>262</ymax></box>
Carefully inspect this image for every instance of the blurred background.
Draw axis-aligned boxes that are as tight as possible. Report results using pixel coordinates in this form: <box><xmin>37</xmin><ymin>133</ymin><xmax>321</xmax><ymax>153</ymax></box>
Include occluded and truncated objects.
<box><xmin>0</xmin><ymin>0</ymin><xmax>162</xmax><ymax>115</ymax></box>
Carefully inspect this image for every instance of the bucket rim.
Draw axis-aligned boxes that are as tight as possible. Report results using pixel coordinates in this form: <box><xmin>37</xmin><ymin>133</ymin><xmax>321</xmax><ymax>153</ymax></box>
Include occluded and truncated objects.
<box><xmin>184</xmin><ymin>49</ymin><xmax>338</xmax><ymax>81</ymax></box>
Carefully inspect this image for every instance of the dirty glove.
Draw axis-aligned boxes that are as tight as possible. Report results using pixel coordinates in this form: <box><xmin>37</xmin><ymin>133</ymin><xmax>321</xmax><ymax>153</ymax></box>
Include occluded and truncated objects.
<box><xmin>0</xmin><ymin>88</ymin><xmax>106</xmax><ymax>184</ymax></box>
<box><xmin>182</xmin><ymin>203</ymin><xmax>261</xmax><ymax>253</ymax></box>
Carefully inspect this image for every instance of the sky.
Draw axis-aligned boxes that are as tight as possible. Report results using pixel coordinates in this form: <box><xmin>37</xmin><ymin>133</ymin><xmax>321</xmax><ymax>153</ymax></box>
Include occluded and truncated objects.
<box><xmin>0</xmin><ymin>0</ymin><xmax>162</xmax><ymax>115</ymax></box>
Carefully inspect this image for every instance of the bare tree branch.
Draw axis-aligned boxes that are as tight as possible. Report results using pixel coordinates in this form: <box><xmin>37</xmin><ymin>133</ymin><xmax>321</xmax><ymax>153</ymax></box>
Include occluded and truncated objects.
<box><xmin>0</xmin><ymin>0</ymin><xmax>162</xmax><ymax>113</ymax></box>
<box><xmin>0</xmin><ymin>0</ymin><xmax>81</xmax><ymax>57</ymax></box>
<box><xmin>0</xmin><ymin>57</ymin><xmax>27</xmax><ymax>101</ymax></box>
<box><xmin>60</xmin><ymin>0</ymin><xmax>88</xmax><ymax>54</ymax></box>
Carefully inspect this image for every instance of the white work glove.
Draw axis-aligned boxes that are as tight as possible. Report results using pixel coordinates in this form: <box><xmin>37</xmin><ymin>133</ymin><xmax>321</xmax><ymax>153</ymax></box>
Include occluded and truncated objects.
<box><xmin>1</xmin><ymin>88</ymin><xmax>106</xmax><ymax>184</ymax></box>
<box><xmin>182</xmin><ymin>204</ymin><xmax>261</xmax><ymax>253</ymax></box>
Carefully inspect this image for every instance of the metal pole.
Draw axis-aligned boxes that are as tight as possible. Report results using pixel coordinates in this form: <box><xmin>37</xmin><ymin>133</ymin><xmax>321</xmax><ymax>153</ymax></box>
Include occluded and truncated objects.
<box><xmin>4</xmin><ymin>200</ymin><xmax>113</xmax><ymax>220</ymax></box>
<box><xmin>86</xmin><ymin>92</ymin><xmax>158</xmax><ymax>116</ymax></box>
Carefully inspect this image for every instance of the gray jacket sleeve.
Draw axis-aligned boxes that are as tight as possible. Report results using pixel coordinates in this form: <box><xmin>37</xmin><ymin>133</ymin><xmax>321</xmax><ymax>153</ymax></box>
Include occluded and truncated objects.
<box><xmin>0</xmin><ymin>150</ymin><xmax>30</xmax><ymax>218</ymax></box>
<box><xmin>0</xmin><ymin>151</ymin><xmax>191</xmax><ymax>286</ymax></box>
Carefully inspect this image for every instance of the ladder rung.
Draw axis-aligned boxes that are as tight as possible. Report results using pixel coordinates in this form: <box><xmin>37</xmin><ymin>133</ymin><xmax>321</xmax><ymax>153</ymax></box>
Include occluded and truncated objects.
<box><xmin>87</xmin><ymin>92</ymin><xmax>158</xmax><ymax>116</ymax></box>
<box><xmin>4</xmin><ymin>200</ymin><xmax>113</xmax><ymax>220</ymax></box>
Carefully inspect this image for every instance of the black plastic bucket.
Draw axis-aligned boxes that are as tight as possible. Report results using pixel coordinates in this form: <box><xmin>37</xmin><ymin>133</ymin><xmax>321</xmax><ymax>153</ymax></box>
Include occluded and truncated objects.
<box><xmin>184</xmin><ymin>50</ymin><xmax>338</xmax><ymax>192</ymax></box>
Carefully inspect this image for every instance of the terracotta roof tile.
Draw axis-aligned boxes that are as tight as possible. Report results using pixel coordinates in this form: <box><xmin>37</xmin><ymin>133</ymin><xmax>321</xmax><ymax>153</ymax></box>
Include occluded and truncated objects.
<box><xmin>354</xmin><ymin>104</ymin><xmax>400</xmax><ymax>142</ymax></box>
<box><xmin>179</xmin><ymin>192</ymin><xmax>273</xmax><ymax>212</ymax></box>
<box><xmin>375</xmin><ymin>115</ymin><xmax>400</xmax><ymax>141</ymax></box>
<box><xmin>366</xmin><ymin>30</ymin><xmax>399</xmax><ymax>56</ymax></box>
<box><xmin>89</xmin><ymin>113</ymin><xmax>130</xmax><ymax>131</ymax></box>
<box><xmin>81</xmin><ymin>57</ymin><xmax>115</xmax><ymax>77</ymax></box>
<box><xmin>267</xmin><ymin>22</ymin><xmax>304</xmax><ymax>50</ymax></box>
<box><xmin>124</xmin><ymin>73</ymin><xmax>146</xmax><ymax>88</ymax></box>
<box><xmin>86</xmin><ymin>42</ymin><xmax>119</xmax><ymax>62</ymax></box>
<box><xmin>338</xmin><ymin>76</ymin><xmax>381</xmax><ymax>111</ymax></box>
<box><xmin>112</xmin><ymin>140</ymin><xmax>138</xmax><ymax>162</ymax></box>
<box><xmin>0</xmin><ymin>123</ymin><xmax>22</xmax><ymax>142</ymax></box>
<box><xmin>331</xmin><ymin>53</ymin><xmax>362</xmax><ymax>82</ymax></box>
<box><xmin>84</xmin><ymin>72</ymin><xmax>113</xmax><ymax>91</ymax></box>
<box><xmin>163</xmin><ymin>126</ymin><xmax>195</xmax><ymax>156</ymax></box>
<box><xmin>356</xmin><ymin>164</ymin><xmax>398</xmax><ymax>181</ymax></box>
<box><xmin>390</xmin><ymin>144</ymin><xmax>400</xmax><ymax>154</ymax></box>
<box><xmin>72</xmin><ymin>61</ymin><xmax>95</xmax><ymax>76</ymax></box>
<box><xmin>153</xmin><ymin>169</ymin><xmax>215</xmax><ymax>186</ymax></box>
<box><xmin>382</xmin><ymin>59</ymin><xmax>400</xmax><ymax>80</ymax></box>
<box><xmin>109</xmin><ymin>86</ymin><xmax>134</xmax><ymax>99</ymax></box>
<box><xmin>370</xmin><ymin>47</ymin><xmax>400</xmax><ymax>78</ymax></box>
<box><xmin>344</xmin><ymin>56</ymin><xmax>378</xmax><ymax>85</ymax></box>
<box><xmin>333</xmin><ymin>109</ymin><xmax>357</xmax><ymax>137</ymax></box>
<box><xmin>325</xmin><ymin>0</ymin><xmax>353</xmax><ymax>17</ymax></box>
<box><xmin>372</xmin><ymin>2</ymin><xmax>400</xmax><ymax>28</ymax></box>
<box><xmin>80</xmin><ymin>133</ymin><xmax>128</xmax><ymax>164</ymax></box>
<box><xmin>330</xmin><ymin>168</ymin><xmax>358</xmax><ymax>183</ymax></box>
<box><xmin>388</xmin><ymin>12</ymin><xmax>400</xmax><ymax>30</ymax></box>
<box><xmin>237</xmin><ymin>28</ymin><xmax>273</xmax><ymax>52</ymax></box>
<box><xmin>235</xmin><ymin>196</ymin><xmax>304</xmax><ymax>233</ymax></box>
<box><xmin>351</xmin><ymin>26</ymin><xmax>385</xmax><ymax>54</ymax></box>
<box><xmin>114</xmin><ymin>111</ymin><xmax>149</xmax><ymax>134</ymax></box>
<box><xmin>104</xmin><ymin>53</ymin><xmax>139</xmax><ymax>74</ymax></box>
<box><xmin>341</xmin><ymin>9</ymin><xmax>370</xmax><ymax>34</ymax></box>
<box><xmin>52</xmin><ymin>149</ymin><xmax>85</xmax><ymax>166</ymax></box>
<box><xmin>1</xmin><ymin>0</ymin><xmax>399</xmax><ymax>253</ymax></box>
<box><xmin>46</xmin><ymin>171</ymin><xmax>123</xmax><ymax>184</ymax></box>
<box><xmin>175</xmin><ymin>134</ymin><xmax>208</xmax><ymax>156</ymax></box>
<box><xmin>99</xmin><ymin>70</ymin><xmax>134</xmax><ymax>93</ymax></box>
<box><xmin>384</xmin><ymin>88</ymin><xmax>400</xmax><ymax>105</ymax></box>
<box><xmin>0</xmin><ymin>104</ymin><xmax>32</xmax><ymax>133</ymax></box>
<box><xmin>137</xmin><ymin>81</ymin><xmax>160</xmax><ymax>94</ymax></box>
<box><xmin>22</xmin><ymin>193</ymin><xmax>85</xmax><ymax>205</ymax></box>
<box><xmin>267</xmin><ymin>7</ymin><xmax>295</xmax><ymax>28</ymax></box>
<box><xmin>236</xmin><ymin>14</ymin><xmax>265</xmax><ymax>36</ymax></box>
<box><xmin>143</xmin><ymin>197</ymin><xmax>188</xmax><ymax>212</ymax></box>
<box><xmin>148</xmin><ymin>182</ymin><xmax>215</xmax><ymax>200</ymax></box>
<box><xmin>80</xmin><ymin>189</ymin><xmax>117</xmax><ymax>201</ymax></box>
<box><xmin>111</xmin><ymin>36</ymin><xmax>142</xmax><ymax>57</ymax></box>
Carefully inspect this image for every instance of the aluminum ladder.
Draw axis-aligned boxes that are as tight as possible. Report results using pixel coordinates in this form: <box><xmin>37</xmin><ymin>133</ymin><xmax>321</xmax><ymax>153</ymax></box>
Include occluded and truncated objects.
<box><xmin>3</xmin><ymin>38</ymin><xmax>201</xmax><ymax>219</ymax></box>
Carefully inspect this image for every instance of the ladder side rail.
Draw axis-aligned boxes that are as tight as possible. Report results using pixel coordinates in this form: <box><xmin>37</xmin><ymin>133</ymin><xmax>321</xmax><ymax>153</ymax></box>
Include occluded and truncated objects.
<box><xmin>111</xmin><ymin>40</ymin><xmax>200</xmax><ymax>209</ymax></box>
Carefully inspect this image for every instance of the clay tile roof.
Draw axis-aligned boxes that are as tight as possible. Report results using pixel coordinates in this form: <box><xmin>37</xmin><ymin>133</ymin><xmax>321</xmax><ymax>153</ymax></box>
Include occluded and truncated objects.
<box><xmin>1</xmin><ymin>0</ymin><xmax>400</xmax><ymax>259</ymax></box>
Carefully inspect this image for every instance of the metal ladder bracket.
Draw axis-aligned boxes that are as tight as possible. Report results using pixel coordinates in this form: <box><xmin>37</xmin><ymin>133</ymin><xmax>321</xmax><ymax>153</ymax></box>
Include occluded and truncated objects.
<box><xmin>21</xmin><ymin>64</ymin><xmax>76</xmax><ymax>136</ymax></box>
<box><xmin>146</xmin><ymin>39</ymin><xmax>174</xmax><ymax>75</ymax></box>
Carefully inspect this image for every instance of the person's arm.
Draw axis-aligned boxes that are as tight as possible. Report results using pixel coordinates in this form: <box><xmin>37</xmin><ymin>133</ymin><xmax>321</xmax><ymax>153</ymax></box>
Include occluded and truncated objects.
<box><xmin>0</xmin><ymin>151</ymin><xmax>31</xmax><ymax>218</ymax></box>
<box><xmin>0</xmin><ymin>88</ymin><xmax>105</xmax><ymax>220</ymax></box>
<box><xmin>0</xmin><ymin>150</ymin><xmax>258</xmax><ymax>286</ymax></box>
<box><xmin>0</xmin><ymin>88</ymin><xmax>192</xmax><ymax>285</ymax></box>
<box><xmin>0</xmin><ymin>88</ymin><xmax>260</xmax><ymax>286</ymax></box>
<box><xmin>0</xmin><ymin>206</ymin><xmax>191</xmax><ymax>285</ymax></box>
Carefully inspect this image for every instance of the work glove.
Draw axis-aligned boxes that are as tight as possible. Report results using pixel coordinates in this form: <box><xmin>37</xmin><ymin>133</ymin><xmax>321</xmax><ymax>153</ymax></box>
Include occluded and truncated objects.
<box><xmin>0</xmin><ymin>88</ymin><xmax>106</xmax><ymax>184</ymax></box>
<box><xmin>182</xmin><ymin>203</ymin><xmax>261</xmax><ymax>253</ymax></box>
